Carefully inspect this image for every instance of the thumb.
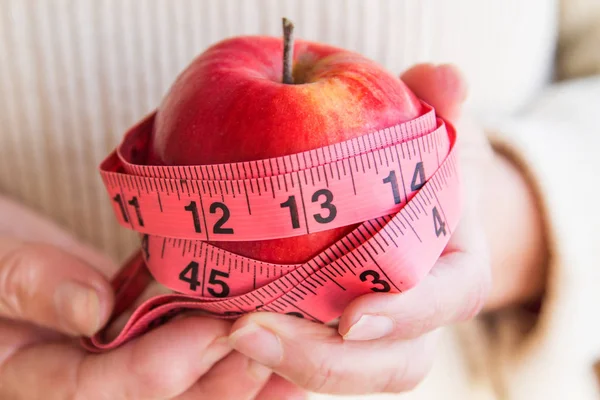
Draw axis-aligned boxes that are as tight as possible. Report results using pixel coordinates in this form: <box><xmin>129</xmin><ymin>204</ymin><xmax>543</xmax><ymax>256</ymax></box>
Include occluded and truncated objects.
<box><xmin>0</xmin><ymin>237</ymin><xmax>114</xmax><ymax>336</ymax></box>
<box><xmin>401</xmin><ymin>63</ymin><xmax>468</xmax><ymax>123</ymax></box>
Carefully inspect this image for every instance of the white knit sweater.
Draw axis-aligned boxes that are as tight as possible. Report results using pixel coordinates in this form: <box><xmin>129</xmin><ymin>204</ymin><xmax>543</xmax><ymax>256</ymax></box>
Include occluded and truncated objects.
<box><xmin>1</xmin><ymin>1</ymin><xmax>600</xmax><ymax>399</ymax></box>
<box><xmin>0</xmin><ymin>0</ymin><xmax>558</xmax><ymax>262</ymax></box>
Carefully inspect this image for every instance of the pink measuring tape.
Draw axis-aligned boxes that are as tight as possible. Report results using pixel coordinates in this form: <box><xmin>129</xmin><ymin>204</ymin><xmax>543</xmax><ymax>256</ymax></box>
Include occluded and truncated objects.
<box><xmin>81</xmin><ymin>100</ymin><xmax>462</xmax><ymax>352</ymax></box>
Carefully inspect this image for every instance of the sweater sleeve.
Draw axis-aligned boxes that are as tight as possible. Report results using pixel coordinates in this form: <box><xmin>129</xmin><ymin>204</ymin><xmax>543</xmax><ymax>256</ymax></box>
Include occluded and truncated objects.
<box><xmin>483</xmin><ymin>75</ymin><xmax>600</xmax><ymax>399</ymax></box>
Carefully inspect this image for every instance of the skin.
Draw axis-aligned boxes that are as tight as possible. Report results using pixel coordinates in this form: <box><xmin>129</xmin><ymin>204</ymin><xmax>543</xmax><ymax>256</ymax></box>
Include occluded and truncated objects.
<box><xmin>149</xmin><ymin>35</ymin><xmax>424</xmax><ymax>264</ymax></box>
<box><xmin>227</xmin><ymin>64</ymin><xmax>549</xmax><ymax>396</ymax></box>
<box><xmin>0</xmin><ymin>64</ymin><xmax>547</xmax><ymax>399</ymax></box>
<box><xmin>0</xmin><ymin>197</ymin><xmax>303</xmax><ymax>399</ymax></box>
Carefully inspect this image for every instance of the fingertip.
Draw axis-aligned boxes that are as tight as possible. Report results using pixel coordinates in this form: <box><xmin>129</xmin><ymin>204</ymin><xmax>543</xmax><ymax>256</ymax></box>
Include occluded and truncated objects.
<box><xmin>338</xmin><ymin>292</ymin><xmax>397</xmax><ymax>338</ymax></box>
<box><xmin>230</xmin><ymin>311</ymin><xmax>329</xmax><ymax>338</ymax></box>
<box><xmin>229</xmin><ymin>321</ymin><xmax>284</xmax><ymax>368</ymax></box>
<box><xmin>229</xmin><ymin>312</ymin><xmax>290</xmax><ymax>346</ymax></box>
<box><xmin>76</xmin><ymin>269</ymin><xmax>116</xmax><ymax>337</ymax></box>
<box><xmin>228</xmin><ymin>311</ymin><xmax>255</xmax><ymax>332</ymax></box>
<box><xmin>437</xmin><ymin>63</ymin><xmax>469</xmax><ymax>102</ymax></box>
<box><xmin>228</xmin><ymin>312</ymin><xmax>335</xmax><ymax>362</ymax></box>
<box><xmin>401</xmin><ymin>62</ymin><xmax>468</xmax><ymax>122</ymax></box>
<box><xmin>55</xmin><ymin>252</ymin><xmax>116</xmax><ymax>337</ymax></box>
<box><xmin>0</xmin><ymin>240</ymin><xmax>116</xmax><ymax>336</ymax></box>
<box><xmin>96</xmin><ymin>280</ymin><xmax>116</xmax><ymax>333</ymax></box>
<box><xmin>338</xmin><ymin>307</ymin><xmax>361</xmax><ymax>337</ymax></box>
<box><xmin>341</xmin><ymin>314</ymin><xmax>395</xmax><ymax>341</ymax></box>
<box><xmin>400</xmin><ymin>62</ymin><xmax>437</xmax><ymax>83</ymax></box>
<box><xmin>54</xmin><ymin>280</ymin><xmax>108</xmax><ymax>337</ymax></box>
<box><xmin>229</xmin><ymin>312</ymin><xmax>295</xmax><ymax>335</ymax></box>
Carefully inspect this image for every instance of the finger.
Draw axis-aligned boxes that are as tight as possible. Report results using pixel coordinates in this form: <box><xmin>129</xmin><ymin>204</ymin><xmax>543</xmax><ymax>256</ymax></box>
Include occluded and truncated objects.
<box><xmin>401</xmin><ymin>63</ymin><xmax>468</xmax><ymax>123</ymax></box>
<box><xmin>0</xmin><ymin>196</ymin><xmax>117</xmax><ymax>276</ymax></box>
<box><xmin>174</xmin><ymin>351</ymin><xmax>272</xmax><ymax>400</ymax></box>
<box><xmin>255</xmin><ymin>374</ymin><xmax>308</xmax><ymax>400</ymax></box>
<box><xmin>79</xmin><ymin>316</ymin><xmax>233</xmax><ymax>400</ymax></box>
<box><xmin>0</xmin><ymin>317</ymin><xmax>63</xmax><ymax>364</ymax></box>
<box><xmin>105</xmin><ymin>280</ymin><xmax>172</xmax><ymax>341</ymax></box>
<box><xmin>229</xmin><ymin>313</ymin><xmax>439</xmax><ymax>394</ymax></box>
<box><xmin>402</xmin><ymin>64</ymin><xmax>493</xmax><ymax>188</ymax></box>
<box><xmin>0</xmin><ymin>237</ymin><xmax>114</xmax><ymax>336</ymax></box>
<box><xmin>339</xmin><ymin>184</ymin><xmax>491</xmax><ymax>341</ymax></box>
<box><xmin>0</xmin><ymin>316</ymin><xmax>233</xmax><ymax>400</ymax></box>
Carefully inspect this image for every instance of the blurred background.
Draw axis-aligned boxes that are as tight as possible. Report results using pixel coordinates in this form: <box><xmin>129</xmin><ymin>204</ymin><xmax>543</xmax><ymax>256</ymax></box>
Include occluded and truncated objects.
<box><xmin>0</xmin><ymin>0</ymin><xmax>598</xmax><ymax>263</ymax></box>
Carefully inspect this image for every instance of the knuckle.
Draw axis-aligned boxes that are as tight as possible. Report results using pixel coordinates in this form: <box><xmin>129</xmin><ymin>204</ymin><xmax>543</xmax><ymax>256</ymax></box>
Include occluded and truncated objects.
<box><xmin>303</xmin><ymin>356</ymin><xmax>340</xmax><ymax>393</ymax></box>
<box><xmin>0</xmin><ymin>242</ymin><xmax>44</xmax><ymax>317</ymax></box>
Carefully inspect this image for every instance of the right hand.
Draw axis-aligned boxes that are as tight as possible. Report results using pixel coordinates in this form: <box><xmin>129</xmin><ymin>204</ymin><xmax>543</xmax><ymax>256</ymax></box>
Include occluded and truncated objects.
<box><xmin>0</xmin><ymin>195</ymin><xmax>303</xmax><ymax>399</ymax></box>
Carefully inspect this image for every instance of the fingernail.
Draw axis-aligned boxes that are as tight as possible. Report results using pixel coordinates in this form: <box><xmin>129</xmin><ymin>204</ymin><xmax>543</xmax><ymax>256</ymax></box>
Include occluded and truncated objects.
<box><xmin>229</xmin><ymin>323</ymin><xmax>283</xmax><ymax>367</ymax></box>
<box><xmin>54</xmin><ymin>282</ymin><xmax>101</xmax><ymax>336</ymax></box>
<box><xmin>247</xmin><ymin>359</ymin><xmax>272</xmax><ymax>381</ymax></box>
<box><xmin>343</xmin><ymin>315</ymin><xmax>394</xmax><ymax>341</ymax></box>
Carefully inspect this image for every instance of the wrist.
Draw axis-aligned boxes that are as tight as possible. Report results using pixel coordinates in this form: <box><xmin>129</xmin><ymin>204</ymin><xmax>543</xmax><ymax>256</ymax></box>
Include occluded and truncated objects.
<box><xmin>481</xmin><ymin>146</ymin><xmax>549</xmax><ymax>312</ymax></box>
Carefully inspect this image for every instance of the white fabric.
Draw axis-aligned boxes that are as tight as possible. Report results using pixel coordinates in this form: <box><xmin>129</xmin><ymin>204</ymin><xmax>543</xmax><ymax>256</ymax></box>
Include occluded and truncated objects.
<box><xmin>2</xmin><ymin>1</ymin><xmax>600</xmax><ymax>399</ymax></box>
<box><xmin>484</xmin><ymin>76</ymin><xmax>600</xmax><ymax>400</ymax></box>
<box><xmin>0</xmin><ymin>0</ymin><xmax>557</xmax><ymax>262</ymax></box>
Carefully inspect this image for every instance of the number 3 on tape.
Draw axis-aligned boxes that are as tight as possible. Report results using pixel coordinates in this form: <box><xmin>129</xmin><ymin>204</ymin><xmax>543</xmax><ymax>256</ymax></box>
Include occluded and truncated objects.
<box><xmin>81</xmin><ymin>101</ymin><xmax>462</xmax><ymax>352</ymax></box>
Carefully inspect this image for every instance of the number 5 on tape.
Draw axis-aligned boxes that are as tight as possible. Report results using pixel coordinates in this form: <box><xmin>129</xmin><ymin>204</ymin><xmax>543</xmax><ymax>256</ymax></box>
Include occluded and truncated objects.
<box><xmin>81</xmin><ymin>100</ymin><xmax>461</xmax><ymax>352</ymax></box>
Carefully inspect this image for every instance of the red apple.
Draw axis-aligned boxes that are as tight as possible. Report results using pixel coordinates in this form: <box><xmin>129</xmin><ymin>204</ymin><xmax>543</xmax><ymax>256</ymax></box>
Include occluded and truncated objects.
<box><xmin>148</xmin><ymin>31</ymin><xmax>424</xmax><ymax>264</ymax></box>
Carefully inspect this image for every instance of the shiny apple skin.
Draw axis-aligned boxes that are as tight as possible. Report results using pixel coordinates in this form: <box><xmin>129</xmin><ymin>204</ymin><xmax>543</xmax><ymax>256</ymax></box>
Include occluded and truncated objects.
<box><xmin>149</xmin><ymin>36</ymin><xmax>424</xmax><ymax>264</ymax></box>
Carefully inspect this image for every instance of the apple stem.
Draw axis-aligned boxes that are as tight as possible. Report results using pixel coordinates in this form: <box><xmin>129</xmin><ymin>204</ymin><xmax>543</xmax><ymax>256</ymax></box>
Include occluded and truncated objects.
<box><xmin>282</xmin><ymin>17</ymin><xmax>294</xmax><ymax>84</ymax></box>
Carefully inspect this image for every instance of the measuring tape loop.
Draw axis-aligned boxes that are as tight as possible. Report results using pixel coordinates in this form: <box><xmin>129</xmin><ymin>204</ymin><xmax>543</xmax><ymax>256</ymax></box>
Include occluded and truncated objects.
<box><xmin>81</xmin><ymin>100</ymin><xmax>462</xmax><ymax>352</ymax></box>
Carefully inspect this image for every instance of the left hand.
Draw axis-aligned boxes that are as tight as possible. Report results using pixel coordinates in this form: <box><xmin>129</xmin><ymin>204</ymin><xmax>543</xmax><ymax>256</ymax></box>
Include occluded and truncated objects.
<box><xmin>0</xmin><ymin>197</ymin><xmax>305</xmax><ymax>400</ymax></box>
<box><xmin>226</xmin><ymin>63</ymin><xmax>495</xmax><ymax>395</ymax></box>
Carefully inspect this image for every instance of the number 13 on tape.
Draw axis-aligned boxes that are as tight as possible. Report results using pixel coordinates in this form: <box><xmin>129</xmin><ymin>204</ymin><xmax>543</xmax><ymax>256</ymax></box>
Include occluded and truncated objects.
<box><xmin>82</xmin><ymin>101</ymin><xmax>462</xmax><ymax>352</ymax></box>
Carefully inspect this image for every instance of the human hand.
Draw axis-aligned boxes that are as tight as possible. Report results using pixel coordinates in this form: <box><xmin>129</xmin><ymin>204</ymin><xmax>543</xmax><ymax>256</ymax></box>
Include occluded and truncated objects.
<box><xmin>226</xmin><ymin>63</ymin><xmax>497</xmax><ymax>395</ymax></box>
<box><xmin>0</xmin><ymin>196</ymin><xmax>304</xmax><ymax>399</ymax></box>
